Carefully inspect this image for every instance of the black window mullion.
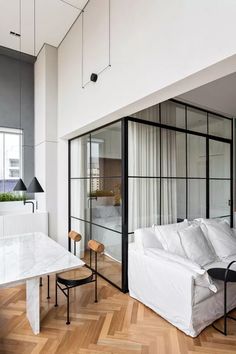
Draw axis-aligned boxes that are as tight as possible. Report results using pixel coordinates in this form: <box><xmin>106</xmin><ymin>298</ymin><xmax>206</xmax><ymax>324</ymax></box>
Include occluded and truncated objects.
<box><xmin>122</xmin><ymin>118</ymin><xmax>128</xmax><ymax>292</ymax></box>
<box><xmin>206</xmin><ymin>138</ymin><xmax>210</xmax><ymax>219</ymax></box>
<box><xmin>89</xmin><ymin>133</ymin><xmax>92</xmax><ymax>268</ymax></box>
<box><xmin>159</xmin><ymin>104</ymin><xmax>162</xmax><ymax>225</ymax></box>
<box><xmin>185</xmin><ymin>106</ymin><xmax>188</xmax><ymax>220</ymax></box>
<box><xmin>68</xmin><ymin>139</ymin><xmax>71</xmax><ymax>252</ymax></box>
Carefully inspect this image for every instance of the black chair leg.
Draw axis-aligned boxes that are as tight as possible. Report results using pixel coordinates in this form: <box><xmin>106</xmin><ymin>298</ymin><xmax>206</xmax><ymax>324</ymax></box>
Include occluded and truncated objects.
<box><xmin>54</xmin><ymin>278</ymin><xmax>58</xmax><ymax>307</ymax></box>
<box><xmin>40</xmin><ymin>277</ymin><xmax>43</xmax><ymax>287</ymax></box>
<box><xmin>224</xmin><ymin>280</ymin><xmax>227</xmax><ymax>335</ymax></box>
<box><xmin>47</xmin><ymin>275</ymin><xmax>50</xmax><ymax>299</ymax></box>
<box><xmin>66</xmin><ymin>288</ymin><xmax>70</xmax><ymax>325</ymax></box>
<box><xmin>95</xmin><ymin>277</ymin><xmax>98</xmax><ymax>303</ymax></box>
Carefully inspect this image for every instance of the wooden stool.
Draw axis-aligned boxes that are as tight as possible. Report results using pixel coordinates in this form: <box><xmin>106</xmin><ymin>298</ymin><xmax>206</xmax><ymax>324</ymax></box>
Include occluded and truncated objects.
<box><xmin>55</xmin><ymin>231</ymin><xmax>104</xmax><ymax>325</ymax></box>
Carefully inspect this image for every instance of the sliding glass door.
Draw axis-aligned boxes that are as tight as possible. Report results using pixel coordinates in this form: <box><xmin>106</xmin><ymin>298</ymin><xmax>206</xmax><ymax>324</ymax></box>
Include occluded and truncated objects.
<box><xmin>70</xmin><ymin>121</ymin><xmax>122</xmax><ymax>289</ymax></box>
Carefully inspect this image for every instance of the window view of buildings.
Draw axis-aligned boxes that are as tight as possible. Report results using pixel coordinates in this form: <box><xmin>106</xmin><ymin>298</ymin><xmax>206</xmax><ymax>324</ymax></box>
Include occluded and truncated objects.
<box><xmin>0</xmin><ymin>128</ymin><xmax>22</xmax><ymax>192</ymax></box>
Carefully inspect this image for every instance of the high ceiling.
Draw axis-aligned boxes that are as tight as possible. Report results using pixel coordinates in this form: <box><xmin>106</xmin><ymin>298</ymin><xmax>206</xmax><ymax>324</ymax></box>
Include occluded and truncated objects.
<box><xmin>0</xmin><ymin>0</ymin><xmax>88</xmax><ymax>56</ymax></box>
<box><xmin>177</xmin><ymin>72</ymin><xmax>236</xmax><ymax>118</ymax></box>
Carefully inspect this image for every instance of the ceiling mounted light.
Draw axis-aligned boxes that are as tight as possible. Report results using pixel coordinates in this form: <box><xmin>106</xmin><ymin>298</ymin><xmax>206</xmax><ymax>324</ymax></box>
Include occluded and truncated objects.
<box><xmin>90</xmin><ymin>73</ymin><xmax>98</xmax><ymax>82</ymax></box>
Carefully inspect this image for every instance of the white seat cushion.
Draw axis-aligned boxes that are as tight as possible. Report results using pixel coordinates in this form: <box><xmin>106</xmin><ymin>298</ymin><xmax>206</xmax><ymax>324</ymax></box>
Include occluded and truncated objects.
<box><xmin>153</xmin><ymin>220</ymin><xmax>189</xmax><ymax>257</ymax></box>
<box><xmin>178</xmin><ymin>225</ymin><xmax>216</xmax><ymax>266</ymax></box>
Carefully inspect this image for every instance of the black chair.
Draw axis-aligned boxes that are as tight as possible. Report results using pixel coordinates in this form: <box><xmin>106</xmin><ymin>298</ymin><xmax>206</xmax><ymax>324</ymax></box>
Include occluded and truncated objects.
<box><xmin>54</xmin><ymin>230</ymin><xmax>104</xmax><ymax>325</ymax></box>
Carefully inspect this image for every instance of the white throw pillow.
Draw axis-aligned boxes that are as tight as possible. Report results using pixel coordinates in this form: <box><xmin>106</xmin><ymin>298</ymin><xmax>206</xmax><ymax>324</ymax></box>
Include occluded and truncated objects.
<box><xmin>203</xmin><ymin>221</ymin><xmax>236</xmax><ymax>260</ymax></box>
<box><xmin>178</xmin><ymin>225</ymin><xmax>216</xmax><ymax>266</ymax></box>
<box><xmin>153</xmin><ymin>220</ymin><xmax>189</xmax><ymax>257</ymax></box>
<box><xmin>134</xmin><ymin>227</ymin><xmax>163</xmax><ymax>253</ymax></box>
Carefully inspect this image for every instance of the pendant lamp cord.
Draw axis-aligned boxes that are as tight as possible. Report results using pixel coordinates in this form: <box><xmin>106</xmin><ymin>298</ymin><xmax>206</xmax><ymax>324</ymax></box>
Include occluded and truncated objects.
<box><xmin>19</xmin><ymin>0</ymin><xmax>21</xmax><ymax>132</ymax></box>
<box><xmin>34</xmin><ymin>0</ymin><xmax>36</xmax><ymax>57</ymax></box>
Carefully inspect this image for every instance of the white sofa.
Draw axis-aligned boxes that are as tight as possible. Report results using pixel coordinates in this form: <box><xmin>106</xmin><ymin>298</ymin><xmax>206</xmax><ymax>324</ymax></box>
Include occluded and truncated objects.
<box><xmin>128</xmin><ymin>221</ymin><xmax>236</xmax><ymax>337</ymax></box>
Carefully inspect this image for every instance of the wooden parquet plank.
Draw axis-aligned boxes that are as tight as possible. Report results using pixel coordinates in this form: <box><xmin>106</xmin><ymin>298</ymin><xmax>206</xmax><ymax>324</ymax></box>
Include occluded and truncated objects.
<box><xmin>1</xmin><ymin>275</ymin><xmax>236</xmax><ymax>354</ymax></box>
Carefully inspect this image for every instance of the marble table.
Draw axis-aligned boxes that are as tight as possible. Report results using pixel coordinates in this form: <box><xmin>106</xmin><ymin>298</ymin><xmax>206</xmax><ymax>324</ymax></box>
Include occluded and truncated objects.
<box><xmin>0</xmin><ymin>232</ymin><xmax>84</xmax><ymax>334</ymax></box>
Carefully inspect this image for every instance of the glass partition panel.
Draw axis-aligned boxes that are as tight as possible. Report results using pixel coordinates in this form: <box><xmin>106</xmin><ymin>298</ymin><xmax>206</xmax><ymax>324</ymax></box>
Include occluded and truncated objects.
<box><xmin>90</xmin><ymin>122</ymin><xmax>122</xmax><ymax>177</ymax></box>
<box><xmin>188</xmin><ymin>179</ymin><xmax>206</xmax><ymax>220</ymax></box>
<box><xmin>187</xmin><ymin>135</ymin><xmax>206</xmax><ymax>177</ymax></box>
<box><xmin>210</xmin><ymin>180</ymin><xmax>230</xmax><ymax>218</ymax></box>
<box><xmin>176</xmin><ymin>179</ymin><xmax>186</xmax><ymax>221</ymax></box>
<box><xmin>208</xmin><ymin>114</ymin><xmax>231</xmax><ymax>139</ymax></box>
<box><xmin>91</xmin><ymin>177</ymin><xmax>122</xmax><ymax>232</ymax></box>
<box><xmin>91</xmin><ymin>225</ymin><xmax>122</xmax><ymax>287</ymax></box>
<box><xmin>161</xmin><ymin>101</ymin><xmax>185</xmax><ymax>128</ymax></box>
<box><xmin>70</xmin><ymin>218</ymin><xmax>90</xmax><ymax>258</ymax></box>
<box><xmin>70</xmin><ymin>135</ymin><xmax>90</xmax><ymax>178</ymax></box>
<box><xmin>71</xmin><ymin>179</ymin><xmax>90</xmax><ymax>221</ymax></box>
<box><xmin>161</xmin><ymin>179</ymin><xmax>186</xmax><ymax>224</ymax></box>
<box><xmin>130</xmin><ymin>104</ymin><xmax>159</xmax><ymax>123</ymax></box>
<box><xmin>209</xmin><ymin>140</ymin><xmax>230</xmax><ymax>178</ymax></box>
<box><xmin>128</xmin><ymin>178</ymin><xmax>160</xmax><ymax>232</ymax></box>
<box><xmin>187</xmin><ymin>107</ymin><xmax>207</xmax><ymax>134</ymax></box>
<box><xmin>128</xmin><ymin>122</ymin><xmax>160</xmax><ymax>177</ymax></box>
<box><xmin>161</xmin><ymin>130</ymin><xmax>186</xmax><ymax>177</ymax></box>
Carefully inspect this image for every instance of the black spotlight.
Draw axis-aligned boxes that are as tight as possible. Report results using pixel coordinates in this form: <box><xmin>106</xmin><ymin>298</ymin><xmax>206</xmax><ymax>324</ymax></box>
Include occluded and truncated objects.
<box><xmin>90</xmin><ymin>73</ymin><xmax>98</xmax><ymax>82</ymax></box>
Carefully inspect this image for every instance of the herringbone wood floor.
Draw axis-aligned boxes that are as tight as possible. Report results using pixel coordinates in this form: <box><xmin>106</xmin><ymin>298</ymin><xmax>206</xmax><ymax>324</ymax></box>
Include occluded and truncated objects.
<box><xmin>0</xmin><ymin>275</ymin><xmax>236</xmax><ymax>354</ymax></box>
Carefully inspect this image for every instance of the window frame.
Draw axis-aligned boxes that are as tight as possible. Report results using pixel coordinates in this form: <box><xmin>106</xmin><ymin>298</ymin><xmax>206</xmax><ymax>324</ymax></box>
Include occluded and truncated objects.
<box><xmin>0</xmin><ymin>127</ymin><xmax>23</xmax><ymax>193</ymax></box>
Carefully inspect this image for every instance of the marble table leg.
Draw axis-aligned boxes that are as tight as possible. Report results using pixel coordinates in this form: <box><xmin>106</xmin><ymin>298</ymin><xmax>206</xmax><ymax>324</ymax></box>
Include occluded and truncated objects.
<box><xmin>26</xmin><ymin>277</ymin><xmax>40</xmax><ymax>334</ymax></box>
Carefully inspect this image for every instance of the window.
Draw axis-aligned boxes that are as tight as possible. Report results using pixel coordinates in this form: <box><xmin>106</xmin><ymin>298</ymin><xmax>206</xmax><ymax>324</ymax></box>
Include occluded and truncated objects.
<box><xmin>0</xmin><ymin>128</ymin><xmax>23</xmax><ymax>193</ymax></box>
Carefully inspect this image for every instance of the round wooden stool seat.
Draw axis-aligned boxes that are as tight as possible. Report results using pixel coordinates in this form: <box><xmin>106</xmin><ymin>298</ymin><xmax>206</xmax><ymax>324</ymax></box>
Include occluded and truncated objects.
<box><xmin>57</xmin><ymin>266</ymin><xmax>93</xmax><ymax>287</ymax></box>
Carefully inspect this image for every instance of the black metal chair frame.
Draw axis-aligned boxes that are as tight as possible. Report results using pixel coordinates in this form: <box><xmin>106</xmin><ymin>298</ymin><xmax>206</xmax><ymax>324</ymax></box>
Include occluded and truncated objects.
<box><xmin>209</xmin><ymin>261</ymin><xmax>236</xmax><ymax>336</ymax></box>
<box><xmin>54</xmin><ymin>240</ymin><xmax>99</xmax><ymax>325</ymax></box>
<box><xmin>40</xmin><ymin>237</ymin><xmax>82</xmax><ymax>300</ymax></box>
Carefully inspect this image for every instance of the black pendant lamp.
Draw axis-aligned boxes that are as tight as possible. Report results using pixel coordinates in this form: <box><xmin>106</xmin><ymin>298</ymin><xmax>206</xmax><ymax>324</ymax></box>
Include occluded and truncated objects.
<box><xmin>13</xmin><ymin>178</ymin><xmax>27</xmax><ymax>191</ymax></box>
<box><xmin>27</xmin><ymin>177</ymin><xmax>44</xmax><ymax>193</ymax></box>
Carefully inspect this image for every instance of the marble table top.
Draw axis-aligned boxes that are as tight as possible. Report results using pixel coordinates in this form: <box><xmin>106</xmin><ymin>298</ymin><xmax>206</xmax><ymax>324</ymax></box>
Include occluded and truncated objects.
<box><xmin>0</xmin><ymin>232</ymin><xmax>84</xmax><ymax>287</ymax></box>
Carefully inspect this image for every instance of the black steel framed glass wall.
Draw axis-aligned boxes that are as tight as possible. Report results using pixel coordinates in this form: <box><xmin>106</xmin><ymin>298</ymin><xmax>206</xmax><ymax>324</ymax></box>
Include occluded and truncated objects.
<box><xmin>69</xmin><ymin>99</ymin><xmax>233</xmax><ymax>292</ymax></box>
<box><xmin>128</xmin><ymin>100</ymin><xmax>233</xmax><ymax>236</ymax></box>
<box><xmin>69</xmin><ymin>121</ymin><xmax>123</xmax><ymax>290</ymax></box>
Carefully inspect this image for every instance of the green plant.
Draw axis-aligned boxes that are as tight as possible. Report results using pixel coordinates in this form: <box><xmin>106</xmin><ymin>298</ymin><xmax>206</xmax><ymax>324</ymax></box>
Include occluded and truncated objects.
<box><xmin>0</xmin><ymin>193</ymin><xmax>26</xmax><ymax>202</ymax></box>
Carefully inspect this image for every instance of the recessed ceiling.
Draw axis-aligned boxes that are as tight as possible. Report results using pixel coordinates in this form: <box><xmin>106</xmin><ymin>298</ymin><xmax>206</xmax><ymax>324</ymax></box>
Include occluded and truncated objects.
<box><xmin>0</xmin><ymin>0</ymin><xmax>88</xmax><ymax>56</ymax></box>
<box><xmin>176</xmin><ymin>72</ymin><xmax>236</xmax><ymax>118</ymax></box>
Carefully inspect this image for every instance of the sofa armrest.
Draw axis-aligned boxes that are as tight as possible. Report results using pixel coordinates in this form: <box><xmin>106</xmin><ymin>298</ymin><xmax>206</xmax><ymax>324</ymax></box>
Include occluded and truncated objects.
<box><xmin>128</xmin><ymin>249</ymin><xmax>195</xmax><ymax>333</ymax></box>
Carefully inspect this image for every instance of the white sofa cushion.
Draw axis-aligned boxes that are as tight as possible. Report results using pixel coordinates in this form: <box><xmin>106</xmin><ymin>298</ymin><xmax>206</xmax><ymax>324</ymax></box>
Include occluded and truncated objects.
<box><xmin>178</xmin><ymin>225</ymin><xmax>216</xmax><ymax>266</ymax></box>
<box><xmin>153</xmin><ymin>220</ymin><xmax>189</xmax><ymax>257</ymax></box>
<box><xmin>203</xmin><ymin>221</ymin><xmax>236</xmax><ymax>260</ymax></box>
<box><xmin>134</xmin><ymin>227</ymin><xmax>163</xmax><ymax>253</ymax></box>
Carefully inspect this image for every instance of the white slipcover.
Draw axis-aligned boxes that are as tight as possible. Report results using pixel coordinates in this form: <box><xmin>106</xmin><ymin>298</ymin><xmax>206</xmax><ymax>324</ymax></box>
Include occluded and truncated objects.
<box><xmin>128</xmin><ymin>227</ymin><xmax>236</xmax><ymax>337</ymax></box>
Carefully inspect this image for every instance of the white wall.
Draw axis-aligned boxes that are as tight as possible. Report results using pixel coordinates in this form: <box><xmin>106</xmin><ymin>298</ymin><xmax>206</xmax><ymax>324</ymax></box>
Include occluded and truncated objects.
<box><xmin>35</xmin><ymin>0</ymin><xmax>236</xmax><ymax>247</ymax></box>
<box><xmin>34</xmin><ymin>44</ymin><xmax>58</xmax><ymax>239</ymax></box>
<box><xmin>58</xmin><ymin>0</ymin><xmax>236</xmax><ymax>140</ymax></box>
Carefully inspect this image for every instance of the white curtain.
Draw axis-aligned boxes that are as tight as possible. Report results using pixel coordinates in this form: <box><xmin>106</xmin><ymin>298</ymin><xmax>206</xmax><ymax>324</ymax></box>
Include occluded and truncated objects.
<box><xmin>161</xmin><ymin>129</ymin><xmax>177</xmax><ymax>224</ymax></box>
<box><xmin>128</xmin><ymin>122</ymin><xmax>160</xmax><ymax>231</ymax></box>
<box><xmin>128</xmin><ymin>101</ymin><xmax>178</xmax><ymax>231</ymax></box>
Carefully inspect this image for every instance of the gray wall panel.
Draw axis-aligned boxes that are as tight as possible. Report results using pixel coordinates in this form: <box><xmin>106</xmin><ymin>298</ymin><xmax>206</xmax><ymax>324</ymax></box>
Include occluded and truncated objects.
<box><xmin>0</xmin><ymin>52</ymin><xmax>34</xmax><ymax>186</ymax></box>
